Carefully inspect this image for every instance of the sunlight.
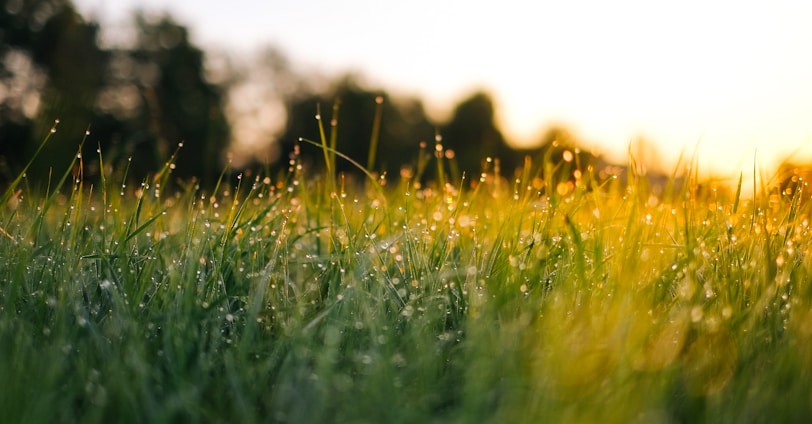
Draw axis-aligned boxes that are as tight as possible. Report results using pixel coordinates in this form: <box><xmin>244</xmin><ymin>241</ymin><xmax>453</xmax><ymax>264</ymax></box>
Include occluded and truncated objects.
<box><xmin>74</xmin><ymin>0</ymin><xmax>812</xmax><ymax>178</ymax></box>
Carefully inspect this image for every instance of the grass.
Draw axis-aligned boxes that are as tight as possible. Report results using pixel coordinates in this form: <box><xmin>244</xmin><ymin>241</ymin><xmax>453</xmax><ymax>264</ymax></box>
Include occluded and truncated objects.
<box><xmin>2</xmin><ymin>122</ymin><xmax>812</xmax><ymax>423</ymax></box>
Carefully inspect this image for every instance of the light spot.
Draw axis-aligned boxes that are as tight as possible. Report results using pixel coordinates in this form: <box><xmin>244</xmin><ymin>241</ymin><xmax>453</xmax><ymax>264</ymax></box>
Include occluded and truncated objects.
<box><xmin>562</xmin><ymin>150</ymin><xmax>574</xmax><ymax>162</ymax></box>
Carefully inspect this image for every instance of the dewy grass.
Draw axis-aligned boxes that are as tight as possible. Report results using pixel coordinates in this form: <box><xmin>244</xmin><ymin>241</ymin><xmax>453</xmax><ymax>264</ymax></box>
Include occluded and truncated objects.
<box><xmin>2</xmin><ymin>127</ymin><xmax>812</xmax><ymax>423</ymax></box>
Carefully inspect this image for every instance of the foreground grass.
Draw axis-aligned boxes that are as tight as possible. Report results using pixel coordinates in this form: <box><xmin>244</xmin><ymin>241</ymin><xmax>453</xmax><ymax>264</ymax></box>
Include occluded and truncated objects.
<box><xmin>2</xmin><ymin>141</ymin><xmax>812</xmax><ymax>423</ymax></box>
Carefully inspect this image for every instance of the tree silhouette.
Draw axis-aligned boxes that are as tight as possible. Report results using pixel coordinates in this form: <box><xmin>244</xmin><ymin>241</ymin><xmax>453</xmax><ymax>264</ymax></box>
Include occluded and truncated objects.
<box><xmin>514</xmin><ymin>126</ymin><xmax>609</xmax><ymax>192</ymax></box>
<box><xmin>277</xmin><ymin>75</ymin><xmax>435</xmax><ymax>179</ymax></box>
<box><xmin>121</xmin><ymin>13</ymin><xmax>230</xmax><ymax>184</ymax></box>
<box><xmin>0</xmin><ymin>4</ymin><xmax>231</xmax><ymax>188</ymax></box>
<box><xmin>438</xmin><ymin>91</ymin><xmax>519</xmax><ymax>178</ymax></box>
<box><xmin>0</xmin><ymin>0</ymin><xmax>107</xmax><ymax>182</ymax></box>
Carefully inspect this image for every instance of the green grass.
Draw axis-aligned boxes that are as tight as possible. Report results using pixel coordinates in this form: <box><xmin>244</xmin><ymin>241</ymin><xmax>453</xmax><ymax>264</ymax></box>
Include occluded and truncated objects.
<box><xmin>2</xmin><ymin>127</ymin><xmax>812</xmax><ymax>423</ymax></box>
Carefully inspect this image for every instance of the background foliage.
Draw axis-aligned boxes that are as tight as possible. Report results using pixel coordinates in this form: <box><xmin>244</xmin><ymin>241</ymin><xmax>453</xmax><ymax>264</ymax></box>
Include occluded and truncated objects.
<box><xmin>0</xmin><ymin>0</ymin><xmax>628</xmax><ymax>191</ymax></box>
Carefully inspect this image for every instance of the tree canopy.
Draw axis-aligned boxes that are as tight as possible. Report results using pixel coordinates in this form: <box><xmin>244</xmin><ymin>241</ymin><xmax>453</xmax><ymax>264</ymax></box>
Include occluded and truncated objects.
<box><xmin>0</xmin><ymin>2</ymin><xmax>229</xmax><ymax>187</ymax></box>
<box><xmin>0</xmin><ymin>0</ymin><xmax>611</xmax><ymax>190</ymax></box>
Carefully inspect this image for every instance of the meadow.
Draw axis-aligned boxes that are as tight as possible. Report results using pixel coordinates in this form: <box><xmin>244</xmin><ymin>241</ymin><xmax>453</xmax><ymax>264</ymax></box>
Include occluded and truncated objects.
<box><xmin>1</xmin><ymin>125</ymin><xmax>811</xmax><ymax>423</ymax></box>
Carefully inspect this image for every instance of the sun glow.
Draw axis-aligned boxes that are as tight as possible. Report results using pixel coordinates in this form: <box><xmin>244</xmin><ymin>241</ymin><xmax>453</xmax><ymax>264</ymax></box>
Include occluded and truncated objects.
<box><xmin>76</xmin><ymin>0</ymin><xmax>812</xmax><ymax>177</ymax></box>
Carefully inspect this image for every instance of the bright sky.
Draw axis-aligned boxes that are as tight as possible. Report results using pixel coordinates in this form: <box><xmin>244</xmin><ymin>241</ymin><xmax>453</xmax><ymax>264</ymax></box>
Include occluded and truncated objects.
<box><xmin>75</xmin><ymin>0</ymin><xmax>812</xmax><ymax>178</ymax></box>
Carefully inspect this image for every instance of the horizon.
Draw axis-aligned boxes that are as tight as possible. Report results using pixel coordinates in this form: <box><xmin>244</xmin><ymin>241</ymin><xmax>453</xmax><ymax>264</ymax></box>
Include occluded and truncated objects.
<box><xmin>73</xmin><ymin>0</ymin><xmax>812</xmax><ymax>179</ymax></box>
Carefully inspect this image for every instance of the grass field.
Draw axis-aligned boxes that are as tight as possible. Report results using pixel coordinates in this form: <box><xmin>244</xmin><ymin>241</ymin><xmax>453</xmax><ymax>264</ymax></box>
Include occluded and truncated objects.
<box><xmin>2</xmin><ymin>127</ymin><xmax>812</xmax><ymax>423</ymax></box>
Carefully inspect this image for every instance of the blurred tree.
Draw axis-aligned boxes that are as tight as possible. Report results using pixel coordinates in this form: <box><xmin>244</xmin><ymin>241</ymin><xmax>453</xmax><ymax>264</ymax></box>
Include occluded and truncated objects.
<box><xmin>438</xmin><ymin>91</ymin><xmax>519</xmax><ymax>178</ymax></box>
<box><xmin>276</xmin><ymin>75</ymin><xmax>435</xmax><ymax>180</ymax></box>
<box><xmin>0</xmin><ymin>48</ymin><xmax>39</xmax><ymax>181</ymax></box>
<box><xmin>517</xmin><ymin>126</ymin><xmax>607</xmax><ymax>188</ymax></box>
<box><xmin>0</xmin><ymin>0</ymin><xmax>107</xmax><ymax>182</ymax></box>
<box><xmin>1</xmin><ymin>4</ymin><xmax>230</xmax><ymax>188</ymax></box>
<box><xmin>122</xmin><ymin>13</ymin><xmax>230</xmax><ymax>184</ymax></box>
<box><xmin>530</xmin><ymin>126</ymin><xmax>589</xmax><ymax>163</ymax></box>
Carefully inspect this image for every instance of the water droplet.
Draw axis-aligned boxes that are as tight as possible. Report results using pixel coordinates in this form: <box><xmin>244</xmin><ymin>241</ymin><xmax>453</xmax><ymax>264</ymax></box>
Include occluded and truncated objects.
<box><xmin>691</xmin><ymin>306</ymin><xmax>703</xmax><ymax>322</ymax></box>
<box><xmin>563</xmin><ymin>150</ymin><xmax>574</xmax><ymax>162</ymax></box>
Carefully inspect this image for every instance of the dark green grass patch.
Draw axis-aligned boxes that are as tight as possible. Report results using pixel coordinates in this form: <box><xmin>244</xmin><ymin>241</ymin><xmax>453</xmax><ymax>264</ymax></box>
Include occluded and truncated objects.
<box><xmin>2</xmin><ymin>132</ymin><xmax>812</xmax><ymax>423</ymax></box>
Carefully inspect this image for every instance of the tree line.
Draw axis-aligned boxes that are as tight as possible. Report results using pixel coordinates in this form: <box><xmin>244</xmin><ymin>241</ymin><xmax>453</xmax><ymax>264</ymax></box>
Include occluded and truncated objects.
<box><xmin>1</xmin><ymin>0</ymin><xmax>606</xmax><ymax>191</ymax></box>
<box><xmin>1</xmin><ymin>0</ymin><xmax>227</xmax><ymax>187</ymax></box>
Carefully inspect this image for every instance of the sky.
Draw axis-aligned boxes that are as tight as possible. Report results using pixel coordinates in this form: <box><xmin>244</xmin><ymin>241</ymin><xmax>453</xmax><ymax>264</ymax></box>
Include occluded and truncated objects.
<box><xmin>73</xmin><ymin>0</ymin><xmax>812</xmax><ymax>178</ymax></box>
